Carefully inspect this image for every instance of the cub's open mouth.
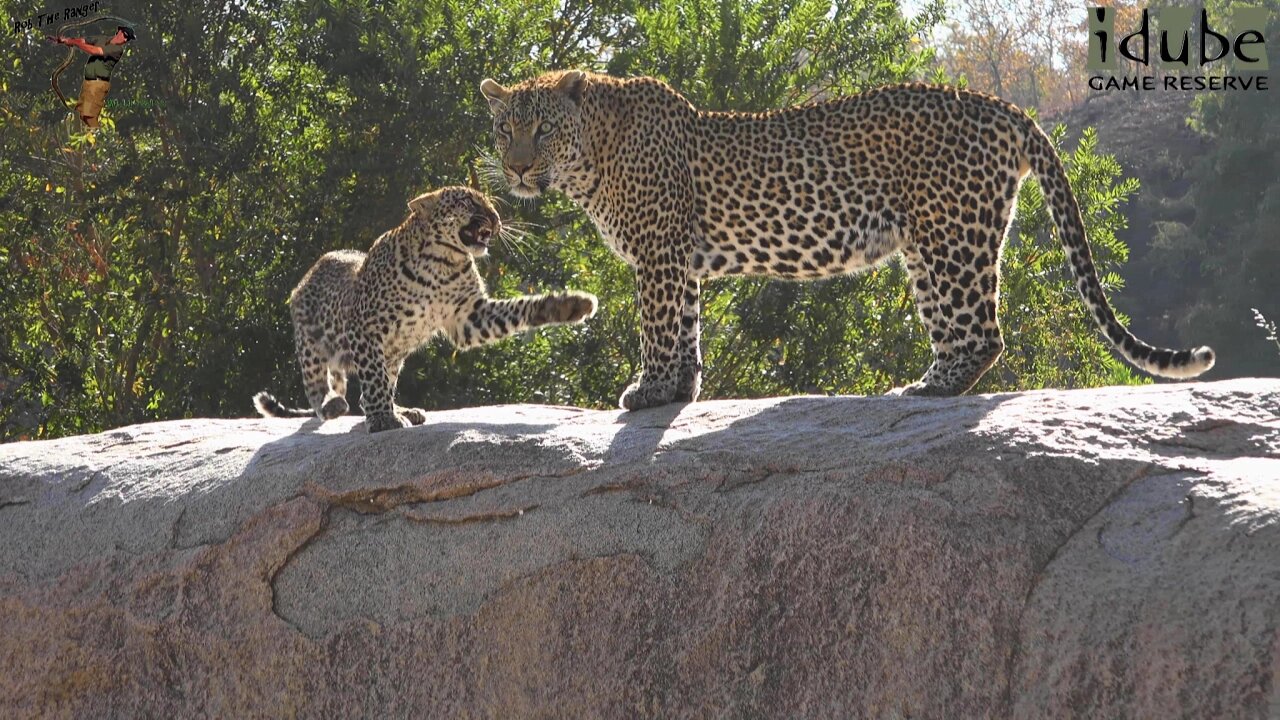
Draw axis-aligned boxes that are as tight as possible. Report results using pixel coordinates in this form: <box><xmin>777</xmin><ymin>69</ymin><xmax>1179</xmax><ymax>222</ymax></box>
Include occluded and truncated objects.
<box><xmin>458</xmin><ymin>214</ymin><xmax>497</xmax><ymax>251</ymax></box>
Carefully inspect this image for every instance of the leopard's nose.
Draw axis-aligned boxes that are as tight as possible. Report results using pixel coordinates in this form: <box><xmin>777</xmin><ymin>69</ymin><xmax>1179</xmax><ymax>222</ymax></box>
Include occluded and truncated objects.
<box><xmin>509</xmin><ymin>162</ymin><xmax>531</xmax><ymax>177</ymax></box>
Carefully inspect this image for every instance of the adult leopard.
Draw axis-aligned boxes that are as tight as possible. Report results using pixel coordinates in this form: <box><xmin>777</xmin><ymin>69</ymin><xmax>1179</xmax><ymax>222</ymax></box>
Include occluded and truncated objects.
<box><xmin>480</xmin><ymin>70</ymin><xmax>1214</xmax><ymax>410</ymax></box>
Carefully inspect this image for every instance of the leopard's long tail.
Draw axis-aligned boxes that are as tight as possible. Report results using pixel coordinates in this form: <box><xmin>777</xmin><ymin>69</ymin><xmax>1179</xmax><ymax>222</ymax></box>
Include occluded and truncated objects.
<box><xmin>253</xmin><ymin>391</ymin><xmax>314</xmax><ymax>418</ymax></box>
<box><xmin>1020</xmin><ymin>119</ymin><xmax>1215</xmax><ymax>379</ymax></box>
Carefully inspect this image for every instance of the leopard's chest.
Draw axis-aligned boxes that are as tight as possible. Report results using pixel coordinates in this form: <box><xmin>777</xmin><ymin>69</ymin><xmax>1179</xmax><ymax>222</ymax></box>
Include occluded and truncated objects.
<box><xmin>354</xmin><ymin>273</ymin><xmax>470</xmax><ymax>353</ymax></box>
<box><xmin>579</xmin><ymin>187</ymin><xmax>707</xmax><ymax>267</ymax></box>
<box><xmin>582</xmin><ymin>205</ymin><xmax>640</xmax><ymax>266</ymax></box>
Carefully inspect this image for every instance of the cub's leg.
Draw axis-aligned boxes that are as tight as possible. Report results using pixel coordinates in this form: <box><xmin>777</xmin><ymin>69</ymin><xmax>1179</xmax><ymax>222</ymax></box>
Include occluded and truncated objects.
<box><xmin>674</xmin><ymin>275</ymin><xmax>702</xmax><ymax>403</ymax></box>
<box><xmin>328</xmin><ymin>368</ymin><xmax>346</xmax><ymax>398</ymax></box>
<box><xmin>355</xmin><ymin>341</ymin><xmax>413</xmax><ymax>433</ymax></box>
<box><xmin>295</xmin><ymin>332</ymin><xmax>347</xmax><ymax>420</ymax></box>
<box><xmin>389</xmin><ymin>357</ymin><xmax>429</xmax><ymax>426</ymax></box>
<box><xmin>620</xmin><ymin>260</ymin><xmax>688</xmax><ymax>411</ymax></box>
<box><xmin>448</xmin><ymin>292</ymin><xmax>597</xmax><ymax>350</ymax></box>
<box><xmin>323</xmin><ymin>367</ymin><xmax>350</xmax><ymax>419</ymax></box>
<box><xmin>895</xmin><ymin>241</ymin><xmax>1005</xmax><ymax>396</ymax></box>
<box><xmin>299</xmin><ymin>351</ymin><xmax>329</xmax><ymax>416</ymax></box>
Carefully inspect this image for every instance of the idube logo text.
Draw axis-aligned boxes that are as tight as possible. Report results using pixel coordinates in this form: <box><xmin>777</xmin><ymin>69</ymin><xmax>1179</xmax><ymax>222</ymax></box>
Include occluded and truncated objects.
<box><xmin>1088</xmin><ymin>6</ymin><xmax>1268</xmax><ymax>92</ymax></box>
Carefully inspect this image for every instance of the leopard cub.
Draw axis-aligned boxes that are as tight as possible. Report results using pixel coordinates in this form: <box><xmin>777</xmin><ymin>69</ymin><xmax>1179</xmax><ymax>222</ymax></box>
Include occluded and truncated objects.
<box><xmin>254</xmin><ymin>186</ymin><xmax>596</xmax><ymax>432</ymax></box>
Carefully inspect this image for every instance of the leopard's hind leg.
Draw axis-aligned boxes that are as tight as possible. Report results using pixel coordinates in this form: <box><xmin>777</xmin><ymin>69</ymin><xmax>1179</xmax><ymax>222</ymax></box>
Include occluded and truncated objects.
<box><xmin>294</xmin><ymin>326</ymin><xmax>347</xmax><ymax>420</ymax></box>
<box><xmin>323</xmin><ymin>366</ymin><xmax>351</xmax><ymax>419</ymax></box>
<box><xmin>895</xmin><ymin>235</ymin><xmax>1005</xmax><ymax>397</ymax></box>
<box><xmin>299</xmin><ymin>357</ymin><xmax>348</xmax><ymax>420</ymax></box>
<box><xmin>297</xmin><ymin>354</ymin><xmax>338</xmax><ymax>420</ymax></box>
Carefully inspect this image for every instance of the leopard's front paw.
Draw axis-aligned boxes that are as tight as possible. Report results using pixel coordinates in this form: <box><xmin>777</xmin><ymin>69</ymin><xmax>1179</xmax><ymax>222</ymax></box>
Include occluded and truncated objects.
<box><xmin>542</xmin><ymin>292</ymin><xmax>598</xmax><ymax>325</ymax></box>
<box><xmin>619</xmin><ymin>376</ymin><xmax>678</xmax><ymax>411</ymax></box>
<box><xmin>674</xmin><ymin>364</ymin><xmax>702</xmax><ymax>403</ymax></box>
<box><xmin>397</xmin><ymin>406</ymin><xmax>429</xmax><ymax>425</ymax></box>
<box><xmin>366</xmin><ymin>411</ymin><xmax>412</xmax><ymax>434</ymax></box>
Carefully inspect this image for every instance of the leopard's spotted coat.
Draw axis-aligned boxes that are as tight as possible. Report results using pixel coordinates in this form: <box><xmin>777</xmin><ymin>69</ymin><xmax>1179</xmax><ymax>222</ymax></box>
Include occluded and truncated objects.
<box><xmin>254</xmin><ymin>186</ymin><xmax>596</xmax><ymax>432</ymax></box>
<box><xmin>480</xmin><ymin>71</ymin><xmax>1214</xmax><ymax>410</ymax></box>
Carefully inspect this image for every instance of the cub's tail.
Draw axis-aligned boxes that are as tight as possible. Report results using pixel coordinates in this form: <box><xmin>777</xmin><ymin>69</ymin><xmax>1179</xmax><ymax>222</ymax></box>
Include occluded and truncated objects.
<box><xmin>1020</xmin><ymin>119</ymin><xmax>1215</xmax><ymax>379</ymax></box>
<box><xmin>253</xmin><ymin>391</ymin><xmax>314</xmax><ymax>418</ymax></box>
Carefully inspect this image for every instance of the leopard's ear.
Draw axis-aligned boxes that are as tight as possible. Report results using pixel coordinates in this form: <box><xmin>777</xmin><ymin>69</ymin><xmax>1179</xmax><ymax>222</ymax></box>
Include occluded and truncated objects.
<box><xmin>555</xmin><ymin>70</ymin><xmax>588</xmax><ymax>105</ymax></box>
<box><xmin>407</xmin><ymin>192</ymin><xmax>439</xmax><ymax>218</ymax></box>
<box><xmin>480</xmin><ymin>78</ymin><xmax>512</xmax><ymax>115</ymax></box>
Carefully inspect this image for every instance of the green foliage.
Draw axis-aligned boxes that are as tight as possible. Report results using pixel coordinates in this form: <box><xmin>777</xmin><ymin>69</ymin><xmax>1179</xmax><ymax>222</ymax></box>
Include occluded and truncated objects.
<box><xmin>1155</xmin><ymin>0</ymin><xmax>1280</xmax><ymax>378</ymax></box>
<box><xmin>609</xmin><ymin>0</ymin><xmax>943</xmax><ymax>110</ymax></box>
<box><xmin>1</xmin><ymin>0</ymin><xmax>1144</xmax><ymax>441</ymax></box>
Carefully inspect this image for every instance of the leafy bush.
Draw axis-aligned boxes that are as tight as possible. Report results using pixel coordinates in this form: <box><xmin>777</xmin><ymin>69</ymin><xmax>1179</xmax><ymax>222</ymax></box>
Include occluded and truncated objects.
<box><xmin>0</xmin><ymin>0</ymin><xmax>1143</xmax><ymax>440</ymax></box>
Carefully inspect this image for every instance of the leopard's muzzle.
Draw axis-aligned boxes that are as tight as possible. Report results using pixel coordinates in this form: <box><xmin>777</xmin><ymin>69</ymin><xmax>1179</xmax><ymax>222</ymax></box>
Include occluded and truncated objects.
<box><xmin>458</xmin><ymin>210</ymin><xmax>500</xmax><ymax>255</ymax></box>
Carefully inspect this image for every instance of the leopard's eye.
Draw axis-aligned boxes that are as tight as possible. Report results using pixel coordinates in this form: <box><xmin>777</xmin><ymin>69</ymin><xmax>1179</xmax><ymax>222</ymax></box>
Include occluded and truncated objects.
<box><xmin>498</xmin><ymin>121</ymin><xmax>513</xmax><ymax>136</ymax></box>
<box><xmin>535</xmin><ymin>121</ymin><xmax>556</xmax><ymax>138</ymax></box>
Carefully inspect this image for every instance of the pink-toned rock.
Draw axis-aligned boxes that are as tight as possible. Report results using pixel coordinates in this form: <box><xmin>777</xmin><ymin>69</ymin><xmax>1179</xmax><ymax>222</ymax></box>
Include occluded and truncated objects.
<box><xmin>1</xmin><ymin>380</ymin><xmax>1277</xmax><ymax>718</ymax></box>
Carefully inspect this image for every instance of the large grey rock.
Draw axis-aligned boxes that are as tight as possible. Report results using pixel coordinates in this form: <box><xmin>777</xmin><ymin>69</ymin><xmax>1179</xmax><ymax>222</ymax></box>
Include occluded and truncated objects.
<box><xmin>0</xmin><ymin>380</ymin><xmax>1277</xmax><ymax>718</ymax></box>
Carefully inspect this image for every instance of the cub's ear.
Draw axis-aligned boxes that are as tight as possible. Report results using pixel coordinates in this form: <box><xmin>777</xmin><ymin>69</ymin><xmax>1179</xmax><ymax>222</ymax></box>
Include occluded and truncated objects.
<box><xmin>479</xmin><ymin>78</ymin><xmax>512</xmax><ymax>115</ymax></box>
<box><xmin>407</xmin><ymin>192</ymin><xmax>439</xmax><ymax>218</ymax></box>
<box><xmin>555</xmin><ymin>70</ymin><xmax>588</xmax><ymax>105</ymax></box>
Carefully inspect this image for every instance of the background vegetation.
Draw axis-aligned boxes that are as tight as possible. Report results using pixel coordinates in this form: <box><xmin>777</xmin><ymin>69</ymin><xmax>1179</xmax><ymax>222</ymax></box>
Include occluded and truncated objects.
<box><xmin>0</xmin><ymin>0</ymin><xmax>1271</xmax><ymax>441</ymax></box>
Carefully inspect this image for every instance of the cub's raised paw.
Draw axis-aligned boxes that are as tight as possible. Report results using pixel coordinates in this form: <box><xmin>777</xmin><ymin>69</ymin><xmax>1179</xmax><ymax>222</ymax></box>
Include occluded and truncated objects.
<box><xmin>619</xmin><ymin>377</ymin><xmax>677</xmax><ymax>411</ymax></box>
<box><xmin>366</xmin><ymin>411</ymin><xmax>412</xmax><ymax>434</ymax></box>
<box><xmin>541</xmin><ymin>292</ymin><xmax>597</xmax><ymax>325</ymax></box>
<box><xmin>397</xmin><ymin>406</ymin><xmax>429</xmax><ymax>425</ymax></box>
<box><xmin>564</xmin><ymin>292</ymin><xmax>598</xmax><ymax>323</ymax></box>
